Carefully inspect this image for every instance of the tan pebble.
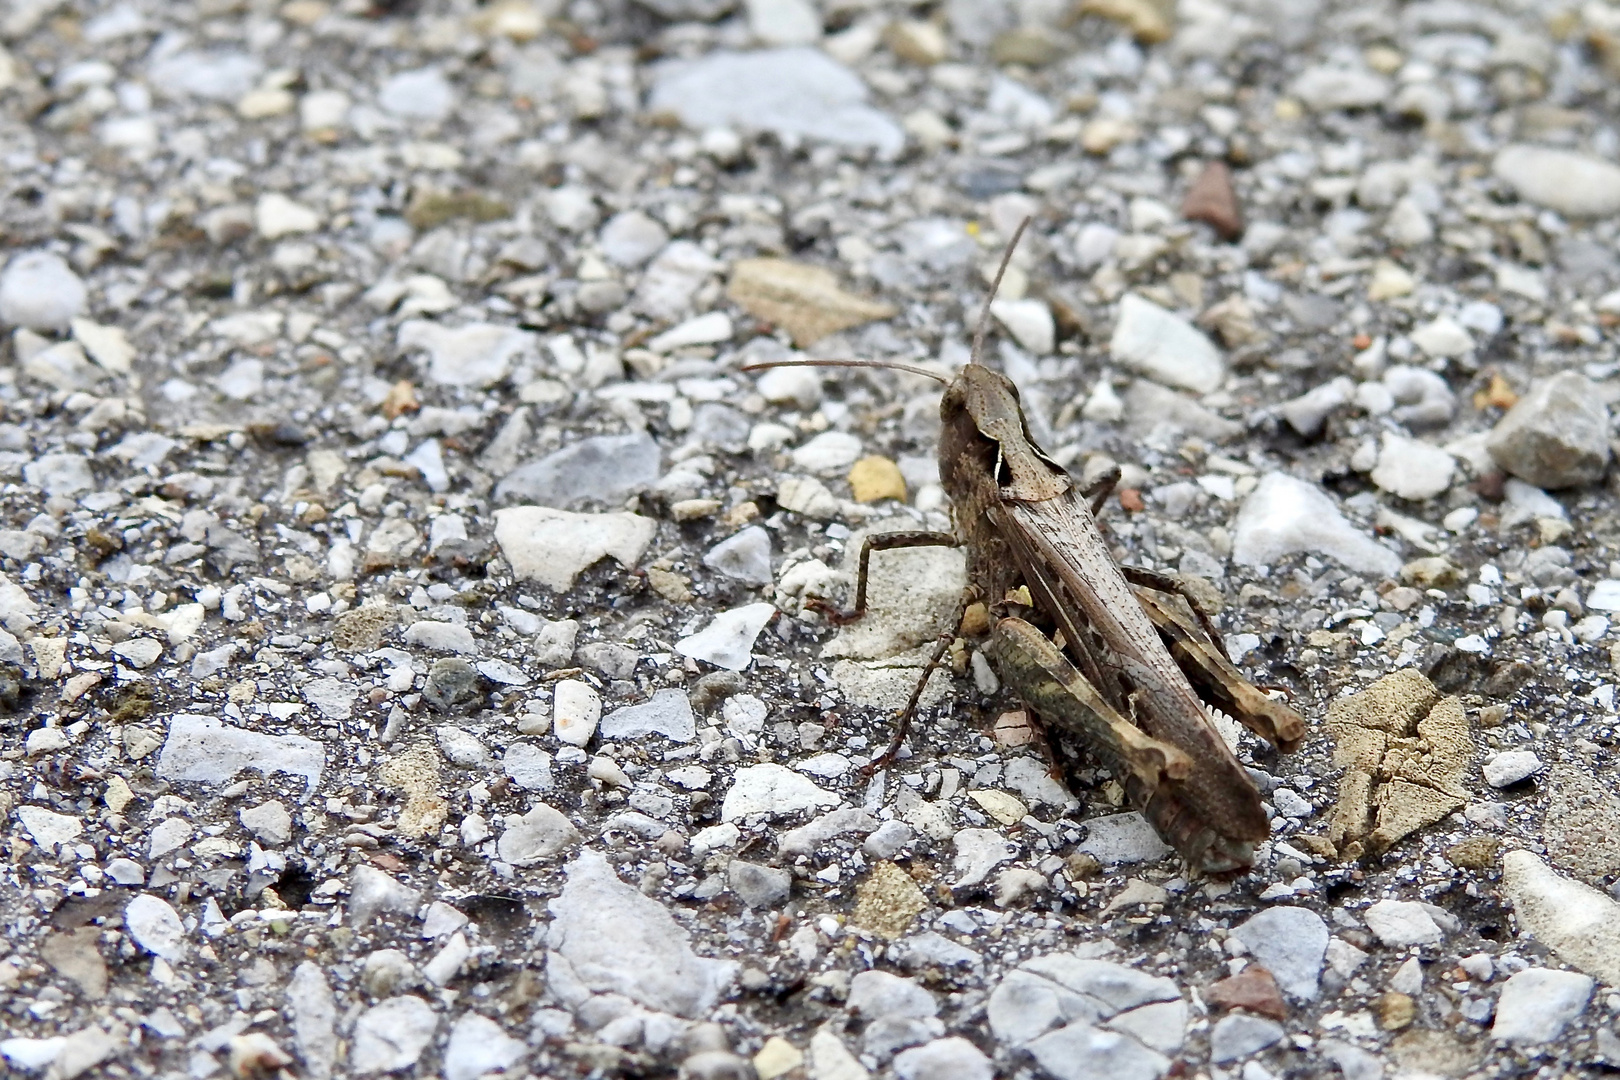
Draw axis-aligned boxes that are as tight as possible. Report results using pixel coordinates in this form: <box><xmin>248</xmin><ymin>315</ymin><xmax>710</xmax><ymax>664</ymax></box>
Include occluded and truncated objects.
<box><xmin>646</xmin><ymin>567</ymin><xmax>693</xmax><ymax>604</ymax></box>
<box><xmin>847</xmin><ymin>455</ymin><xmax>906</xmax><ymax>503</ymax></box>
<box><xmin>62</xmin><ymin>672</ymin><xmax>100</xmax><ymax>702</ymax></box>
<box><xmin>752</xmin><ymin>1036</ymin><xmax>804</xmax><ymax>1080</ymax></box>
<box><xmin>850</xmin><ymin>861</ymin><xmax>928</xmax><ymax>938</ymax></box>
<box><xmin>1376</xmin><ymin>990</ymin><xmax>1415</xmax><ymax>1030</ymax></box>
<box><xmin>104</xmin><ymin>775</ymin><xmax>135</xmax><ymax>813</ymax></box>
<box><xmin>670</xmin><ymin>498</ymin><xmax>721</xmax><ymax>521</ymax></box>
<box><xmin>884</xmin><ymin>19</ymin><xmax>947</xmax><ymax>65</ymax></box>
<box><xmin>969</xmin><ymin>788</ymin><xmax>1027</xmax><ymax>825</ymax></box>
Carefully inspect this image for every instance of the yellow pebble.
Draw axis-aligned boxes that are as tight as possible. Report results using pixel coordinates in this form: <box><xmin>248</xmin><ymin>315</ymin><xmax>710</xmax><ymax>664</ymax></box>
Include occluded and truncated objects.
<box><xmin>848</xmin><ymin>455</ymin><xmax>906</xmax><ymax>503</ymax></box>
<box><xmin>969</xmin><ymin>789</ymin><xmax>1028</xmax><ymax>825</ymax></box>
<box><xmin>752</xmin><ymin>1036</ymin><xmax>804</xmax><ymax>1080</ymax></box>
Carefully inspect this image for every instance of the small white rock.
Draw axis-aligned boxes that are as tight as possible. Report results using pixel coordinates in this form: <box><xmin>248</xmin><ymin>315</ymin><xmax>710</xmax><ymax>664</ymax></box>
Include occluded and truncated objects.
<box><xmin>255</xmin><ymin>193</ymin><xmax>321</xmax><ymax>240</ymax></box>
<box><xmin>553</xmin><ymin>680</ymin><xmax>601</xmax><ymax>747</ymax></box>
<box><xmin>0</xmin><ymin>251</ymin><xmax>88</xmax><ymax>331</ymax></box>
<box><xmin>1483</xmin><ymin>750</ymin><xmax>1543</xmax><ymax>788</ymax></box>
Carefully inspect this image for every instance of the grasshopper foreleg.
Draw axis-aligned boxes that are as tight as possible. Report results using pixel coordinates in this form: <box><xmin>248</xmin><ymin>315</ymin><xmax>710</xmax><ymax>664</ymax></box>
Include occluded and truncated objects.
<box><xmin>810</xmin><ymin>530</ymin><xmax>959</xmax><ymax>625</ymax></box>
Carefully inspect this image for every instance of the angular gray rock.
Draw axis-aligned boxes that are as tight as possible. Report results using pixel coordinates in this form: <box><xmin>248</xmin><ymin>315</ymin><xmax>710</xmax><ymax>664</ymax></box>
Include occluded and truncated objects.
<box><xmin>350</xmin><ymin>997</ymin><xmax>437</xmax><ymax>1074</ymax></box>
<box><xmin>648</xmin><ymin>48</ymin><xmax>903</xmax><ymax>155</ymax></box>
<box><xmin>546</xmin><ymin>850</ymin><xmax>738</xmax><ymax>1017</ymax></box>
<box><xmin>1485</xmin><ymin>372</ymin><xmax>1610</xmax><ymax>490</ymax></box>
<box><xmin>704</xmin><ymin>526</ymin><xmax>774</xmax><ymax>585</ymax></box>
<box><xmin>1109</xmin><ymin>295</ymin><xmax>1225</xmax><ymax>394</ymax></box>
<box><xmin>1230</xmin><ymin>907</ymin><xmax>1328</xmax><ymax>1000</ymax></box>
<box><xmin>1492</xmin><ymin>968</ymin><xmax>1594</xmax><ymax>1045</ymax></box>
<box><xmin>1209</xmin><ymin>1013</ymin><xmax>1284</xmax><ymax>1063</ymax></box>
<box><xmin>286</xmin><ymin>962</ymin><xmax>337</xmax><ymax>1080</ymax></box>
<box><xmin>494</xmin><ymin>431</ymin><xmax>662</xmax><ymax>507</ymax></box>
<box><xmin>599</xmin><ymin>689</ymin><xmax>696</xmax><ymax>742</ymax></box>
<box><xmin>726</xmin><ymin>859</ymin><xmax>791</xmax><ymax>908</ymax></box>
<box><xmin>497</xmin><ymin>803</ymin><xmax>580</xmax><ymax>865</ymax></box>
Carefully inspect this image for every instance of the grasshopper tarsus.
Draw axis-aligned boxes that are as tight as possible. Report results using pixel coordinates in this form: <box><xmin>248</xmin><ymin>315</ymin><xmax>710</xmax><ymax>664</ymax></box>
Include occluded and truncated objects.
<box><xmin>802</xmin><ymin>597</ymin><xmax>864</xmax><ymax>626</ymax></box>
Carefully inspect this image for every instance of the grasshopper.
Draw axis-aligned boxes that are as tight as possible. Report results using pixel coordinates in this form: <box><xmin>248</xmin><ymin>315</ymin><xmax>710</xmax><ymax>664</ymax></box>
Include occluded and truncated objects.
<box><xmin>745</xmin><ymin>219</ymin><xmax>1305</xmax><ymax>873</ymax></box>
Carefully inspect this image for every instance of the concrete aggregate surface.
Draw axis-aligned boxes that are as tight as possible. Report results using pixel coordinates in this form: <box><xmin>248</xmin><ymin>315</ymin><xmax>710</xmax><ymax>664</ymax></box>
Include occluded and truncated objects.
<box><xmin>2</xmin><ymin>0</ymin><xmax>1620</xmax><ymax>1077</ymax></box>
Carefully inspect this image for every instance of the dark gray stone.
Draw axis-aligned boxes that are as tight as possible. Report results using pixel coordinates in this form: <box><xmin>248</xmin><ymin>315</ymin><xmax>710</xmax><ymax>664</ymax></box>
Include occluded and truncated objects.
<box><xmin>495</xmin><ymin>431</ymin><xmax>660</xmax><ymax>507</ymax></box>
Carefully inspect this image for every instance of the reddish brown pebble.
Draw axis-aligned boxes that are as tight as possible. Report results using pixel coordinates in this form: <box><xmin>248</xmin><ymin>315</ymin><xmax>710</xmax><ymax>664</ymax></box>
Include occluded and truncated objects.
<box><xmin>1205</xmin><ymin>965</ymin><xmax>1288</xmax><ymax>1020</ymax></box>
<box><xmin>1182</xmin><ymin>161</ymin><xmax>1244</xmax><ymax>241</ymax></box>
<box><xmin>1351</xmin><ymin>332</ymin><xmax>1373</xmax><ymax>350</ymax></box>
<box><xmin>1472</xmin><ymin>470</ymin><xmax>1507</xmax><ymax>501</ymax></box>
<box><xmin>1119</xmin><ymin>488</ymin><xmax>1145</xmax><ymax>512</ymax></box>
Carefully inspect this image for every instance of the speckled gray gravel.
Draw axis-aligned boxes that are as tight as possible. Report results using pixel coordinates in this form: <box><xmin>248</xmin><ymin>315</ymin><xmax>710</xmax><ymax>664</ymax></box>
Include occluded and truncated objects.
<box><xmin>4</xmin><ymin>1</ymin><xmax>1620</xmax><ymax>1078</ymax></box>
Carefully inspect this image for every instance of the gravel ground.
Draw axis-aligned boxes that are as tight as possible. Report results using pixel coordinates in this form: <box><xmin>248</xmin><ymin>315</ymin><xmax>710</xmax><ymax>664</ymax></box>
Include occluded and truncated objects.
<box><xmin>5</xmin><ymin>0</ymin><xmax>1620</xmax><ymax>1077</ymax></box>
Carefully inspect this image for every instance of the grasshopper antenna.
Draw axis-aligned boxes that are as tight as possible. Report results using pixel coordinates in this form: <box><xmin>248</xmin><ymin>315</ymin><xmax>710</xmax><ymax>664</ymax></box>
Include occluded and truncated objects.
<box><xmin>738</xmin><ymin>357</ymin><xmax>950</xmax><ymax>385</ymax></box>
<box><xmin>969</xmin><ymin>215</ymin><xmax>1032</xmax><ymax>368</ymax></box>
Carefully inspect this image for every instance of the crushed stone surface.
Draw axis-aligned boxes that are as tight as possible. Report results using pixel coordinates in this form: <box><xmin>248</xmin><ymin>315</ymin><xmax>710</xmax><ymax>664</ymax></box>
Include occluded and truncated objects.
<box><xmin>4</xmin><ymin>0</ymin><xmax>1620</xmax><ymax>1077</ymax></box>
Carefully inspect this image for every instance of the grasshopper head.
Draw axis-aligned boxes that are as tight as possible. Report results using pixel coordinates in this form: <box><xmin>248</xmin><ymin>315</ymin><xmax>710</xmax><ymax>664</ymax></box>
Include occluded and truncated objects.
<box><xmin>939</xmin><ymin>364</ymin><xmax>1069</xmax><ymax>504</ymax></box>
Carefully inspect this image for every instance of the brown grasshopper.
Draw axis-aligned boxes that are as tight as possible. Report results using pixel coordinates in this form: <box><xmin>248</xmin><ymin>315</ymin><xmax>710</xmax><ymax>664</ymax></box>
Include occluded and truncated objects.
<box><xmin>744</xmin><ymin>219</ymin><xmax>1305</xmax><ymax>873</ymax></box>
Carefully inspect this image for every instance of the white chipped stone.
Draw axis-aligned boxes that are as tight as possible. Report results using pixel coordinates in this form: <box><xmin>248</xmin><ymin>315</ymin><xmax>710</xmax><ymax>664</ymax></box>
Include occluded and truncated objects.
<box><xmin>647</xmin><ymin>48</ymin><xmax>903</xmax><ymax>157</ymax></box>
<box><xmin>676</xmin><ymin>602</ymin><xmax>777</xmax><ymax>671</ymax></box>
<box><xmin>1232</xmin><ymin>473</ymin><xmax>1400</xmax><ymax>577</ymax></box>
<box><xmin>398</xmin><ymin>320</ymin><xmax>536</xmax><ymax>389</ymax></box>
<box><xmin>379</xmin><ymin>67</ymin><xmax>454</xmax><ymax>120</ymax></box>
<box><xmin>155</xmin><ymin>714</ymin><xmax>324</xmax><ymax>794</ymax></box>
<box><xmin>1493</xmin><ymin>144</ymin><xmax>1620</xmax><ymax>218</ymax></box>
<box><xmin>1109</xmin><ymin>294</ymin><xmax>1224</xmax><ymax>393</ymax></box>
<box><xmin>497</xmin><ymin>803</ymin><xmax>579</xmax><ymax>864</ymax></box>
<box><xmin>1370</xmin><ymin>433</ymin><xmax>1454</xmax><ymax>501</ymax></box>
<box><xmin>1501</xmin><ymin>850</ymin><xmax>1620</xmax><ymax>985</ymax></box>
<box><xmin>255</xmin><ymin>193</ymin><xmax>321</xmax><ymax>239</ymax></box>
<box><xmin>125</xmin><ymin>894</ymin><xmax>186</xmax><ymax>960</ymax></box>
<box><xmin>0</xmin><ymin>251</ymin><xmax>87</xmax><ymax>331</ymax></box>
<box><xmin>1231</xmin><ymin>906</ymin><xmax>1329</xmax><ymax>1000</ymax></box>
<box><xmin>443</xmin><ymin>1014</ymin><xmax>526</xmax><ymax>1080</ymax></box>
<box><xmin>553</xmin><ymin>680</ymin><xmax>601</xmax><ymax>747</ymax></box>
<box><xmin>494</xmin><ymin>507</ymin><xmax>657</xmax><ymax>592</ymax></box>
<box><xmin>600</xmin><ymin>689</ymin><xmax>696</xmax><ymax>742</ymax></box>
<box><xmin>17</xmin><ymin>805</ymin><xmax>83</xmax><ymax>850</ymax></box>
<box><xmin>1483</xmin><ymin>750</ymin><xmax>1543</xmax><ymax>788</ymax></box>
<box><xmin>648</xmin><ymin>311</ymin><xmax>733</xmax><ymax>353</ymax></box>
<box><xmin>239</xmin><ymin>801</ymin><xmax>293</xmax><ymax>846</ymax></box>
<box><xmin>1409</xmin><ymin>316</ymin><xmax>1472</xmax><ymax>358</ymax></box>
<box><xmin>547</xmin><ymin>849</ymin><xmax>738</xmax><ymax>1016</ymax></box>
<box><xmin>1493</xmin><ymin>968</ymin><xmax>1594</xmax><ymax>1045</ymax></box>
<box><xmin>598</xmin><ymin>211</ymin><xmax>669</xmax><ymax>268</ymax></box>
<box><xmin>1363</xmin><ymin>899</ymin><xmax>1443</xmax><ymax>947</ymax></box>
<box><xmin>990</xmin><ymin>298</ymin><xmax>1055</xmax><ymax>355</ymax></box>
<box><xmin>723</xmin><ymin>763</ymin><xmax>839</xmax><ymax>820</ymax></box>
<box><xmin>791</xmin><ymin>431</ymin><xmax>863</xmax><ymax>473</ymax></box>
<box><xmin>351</xmin><ymin>997</ymin><xmax>438</xmax><ymax>1073</ymax></box>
